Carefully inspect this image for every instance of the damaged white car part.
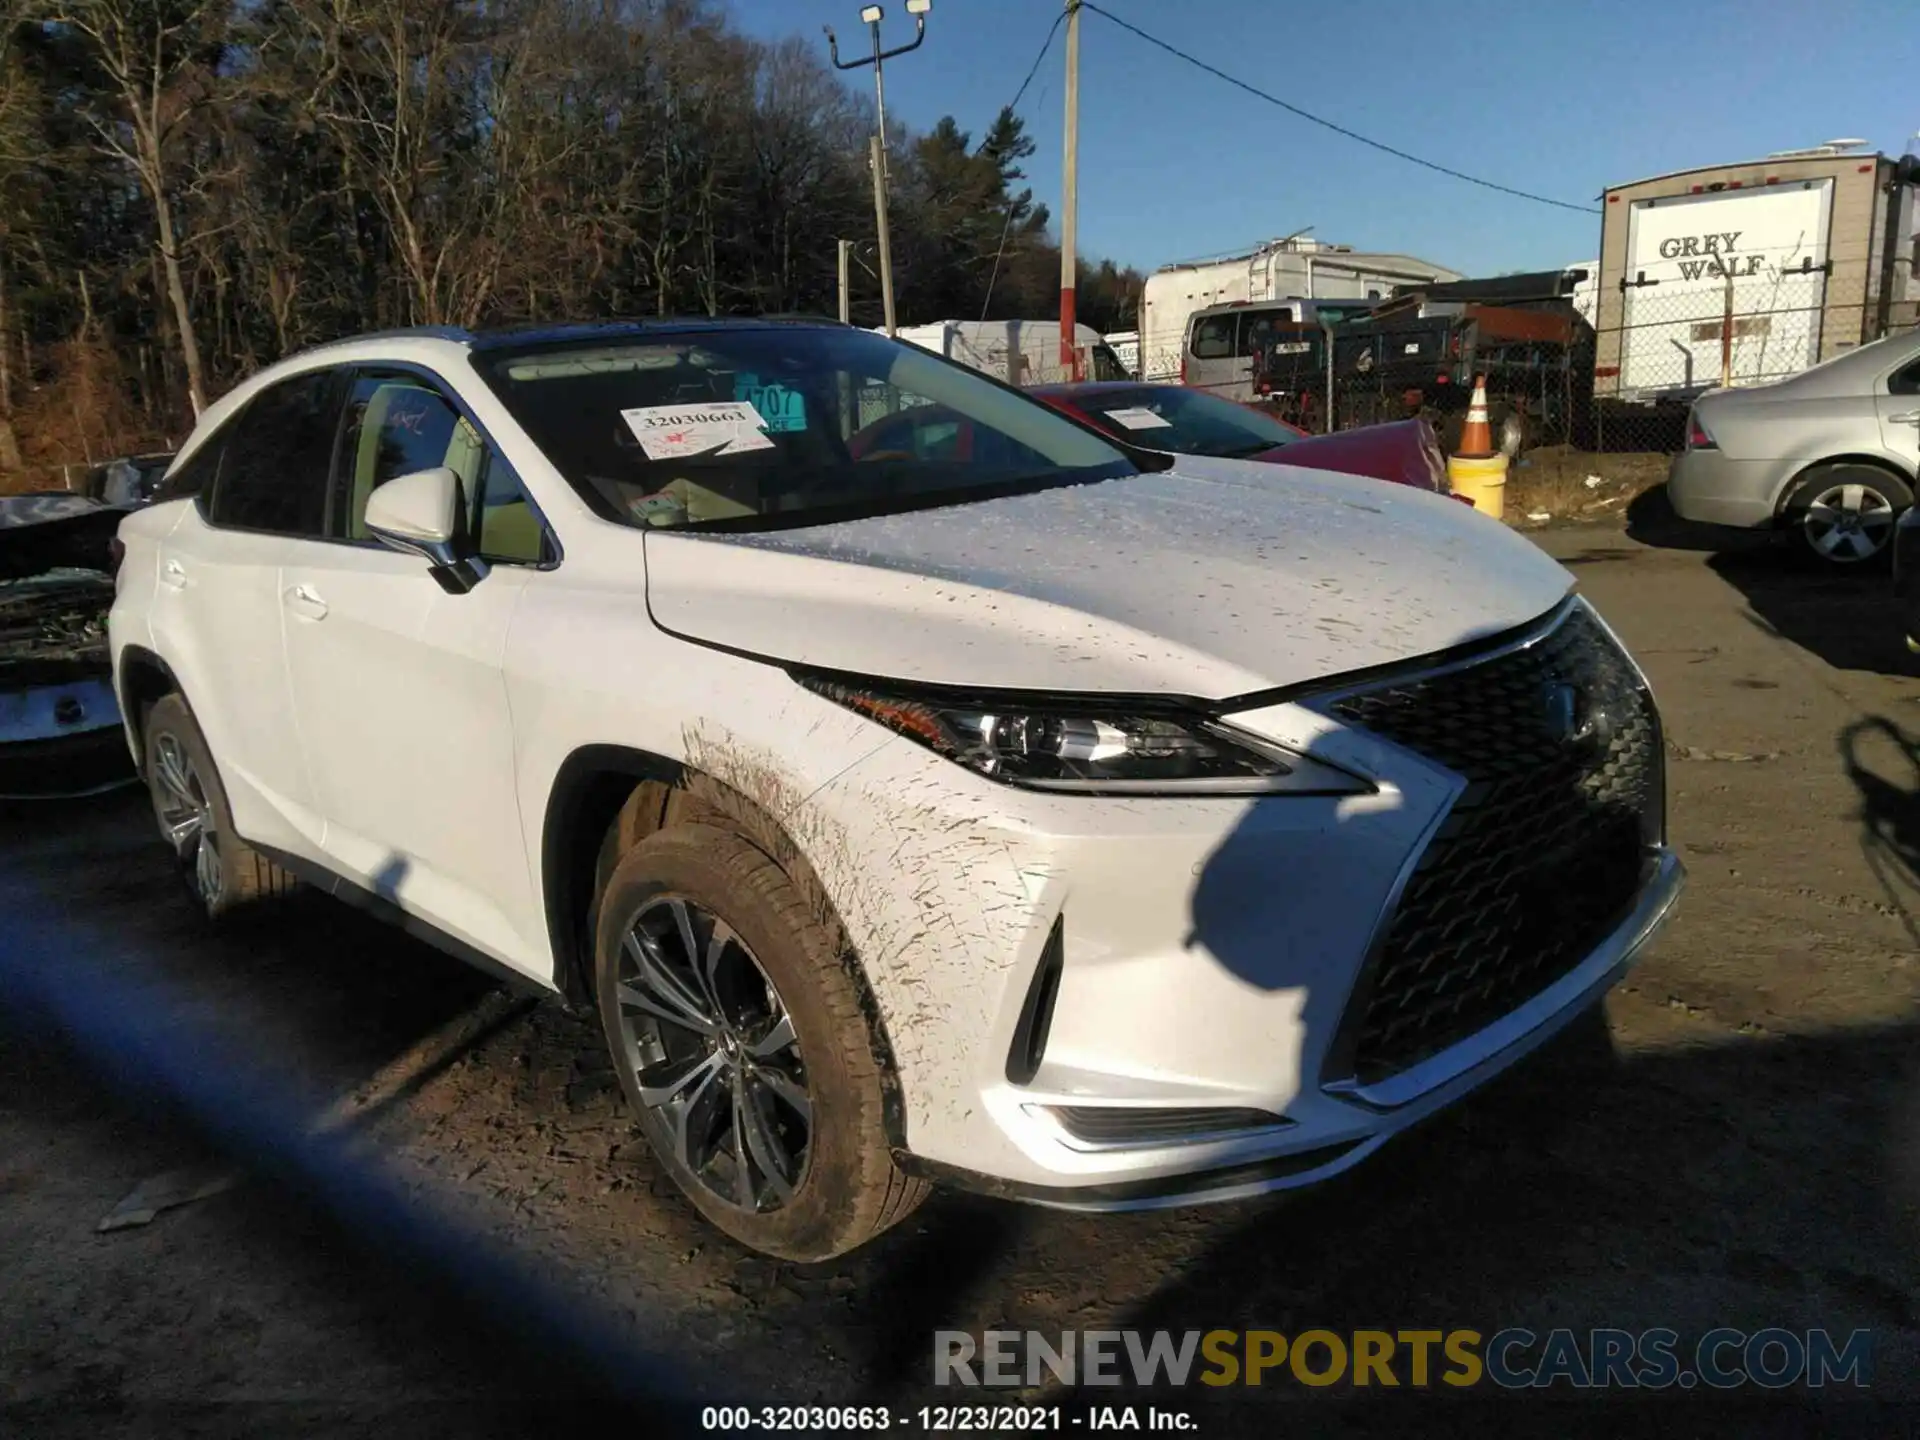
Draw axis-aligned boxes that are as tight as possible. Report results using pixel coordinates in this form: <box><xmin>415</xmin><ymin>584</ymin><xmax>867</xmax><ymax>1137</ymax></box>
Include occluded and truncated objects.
<box><xmin>109</xmin><ymin>318</ymin><xmax>1682</xmax><ymax>1260</ymax></box>
<box><xmin>0</xmin><ymin>494</ymin><xmax>137</xmax><ymax>798</ymax></box>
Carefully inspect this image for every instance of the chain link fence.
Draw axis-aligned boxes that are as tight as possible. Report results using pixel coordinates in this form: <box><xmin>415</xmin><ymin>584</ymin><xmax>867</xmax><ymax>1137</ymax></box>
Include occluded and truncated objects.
<box><xmin>1588</xmin><ymin>238</ymin><xmax>1919</xmax><ymax>454</ymax></box>
<box><xmin>1133</xmin><ymin>241</ymin><xmax>1919</xmax><ymax>464</ymax></box>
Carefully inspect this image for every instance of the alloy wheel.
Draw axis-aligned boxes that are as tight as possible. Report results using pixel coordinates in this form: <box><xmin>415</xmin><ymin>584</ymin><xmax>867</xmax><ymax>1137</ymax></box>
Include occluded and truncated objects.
<box><xmin>153</xmin><ymin>732</ymin><xmax>222</xmax><ymax>904</ymax></box>
<box><xmin>614</xmin><ymin>896</ymin><xmax>811</xmax><ymax>1212</ymax></box>
<box><xmin>1802</xmin><ymin>481</ymin><xmax>1895</xmax><ymax>562</ymax></box>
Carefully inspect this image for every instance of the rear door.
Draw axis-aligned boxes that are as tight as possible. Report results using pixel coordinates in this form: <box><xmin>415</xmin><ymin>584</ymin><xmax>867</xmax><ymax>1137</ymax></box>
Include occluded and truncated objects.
<box><xmin>148</xmin><ymin>367</ymin><xmax>346</xmax><ymax>855</ymax></box>
<box><xmin>277</xmin><ymin>367</ymin><xmax>553</xmax><ymax>973</ymax></box>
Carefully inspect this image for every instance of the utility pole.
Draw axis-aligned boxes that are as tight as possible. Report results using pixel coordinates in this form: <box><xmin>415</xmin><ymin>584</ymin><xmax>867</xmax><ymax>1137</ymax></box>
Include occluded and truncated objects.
<box><xmin>870</xmin><ymin>138</ymin><xmax>897</xmax><ymax>335</ymax></box>
<box><xmin>1059</xmin><ymin>0</ymin><xmax>1082</xmax><ymax>381</ymax></box>
<box><xmin>826</xmin><ymin>2</ymin><xmax>930</xmax><ymax>339</ymax></box>
<box><xmin>837</xmin><ymin>239</ymin><xmax>852</xmax><ymax>324</ymax></box>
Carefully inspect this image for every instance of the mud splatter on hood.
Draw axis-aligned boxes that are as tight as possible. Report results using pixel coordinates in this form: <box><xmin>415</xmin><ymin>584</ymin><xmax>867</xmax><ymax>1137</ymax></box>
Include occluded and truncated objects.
<box><xmin>642</xmin><ymin>456</ymin><xmax>1573</xmax><ymax>698</ymax></box>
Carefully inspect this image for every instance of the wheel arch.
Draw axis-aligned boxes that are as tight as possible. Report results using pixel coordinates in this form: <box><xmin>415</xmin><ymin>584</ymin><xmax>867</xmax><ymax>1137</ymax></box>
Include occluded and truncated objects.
<box><xmin>1774</xmin><ymin>454</ymin><xmax>1916</xmax><ymax>517</ymax></box>
<box><xmin>116</xmin><ymin>645</ymin><xmax>185</xmax><ymax>781</ymax></box>
<box><xmin>537</xmin><ymin>743</ymin><xmax>911</xmax><ymax>1151</ymax></box>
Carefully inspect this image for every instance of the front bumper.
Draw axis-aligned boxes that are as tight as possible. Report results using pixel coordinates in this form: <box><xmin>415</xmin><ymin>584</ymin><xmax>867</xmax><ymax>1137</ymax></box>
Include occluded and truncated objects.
<box><xmin>901</xmin><ymin>848</ymin><xmax>1683</xmax><ymax>1211</ymax></box>
<box><xmin>794</xmin><ymin>597</ymin><xmax>1676</xmax><ymax>1204</ymax></box>
<box><xmin>0</xmin><ymin>677</ymin><xmax>135</xmax><ymax>798</ymax></box>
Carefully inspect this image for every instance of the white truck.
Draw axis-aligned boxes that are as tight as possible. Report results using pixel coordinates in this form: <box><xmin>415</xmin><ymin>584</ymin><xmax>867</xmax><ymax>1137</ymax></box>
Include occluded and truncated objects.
<box><xmin>1138</xmin><ymin>236</ymin><xmax>1460</xmax><ymax>383</ymax></box>
<box><xmin>1594</xmin><ymin>145</ymin><xmax>1918</xmax><ymax>404</ymax></box>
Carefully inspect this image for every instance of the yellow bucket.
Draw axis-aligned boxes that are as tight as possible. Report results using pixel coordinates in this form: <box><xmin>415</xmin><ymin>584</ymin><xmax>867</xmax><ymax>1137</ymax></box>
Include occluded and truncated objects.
<box><xmin>1447</xmin><ymin>452</ymin><xmax>1509</xmax><ymax>520</ymax></box>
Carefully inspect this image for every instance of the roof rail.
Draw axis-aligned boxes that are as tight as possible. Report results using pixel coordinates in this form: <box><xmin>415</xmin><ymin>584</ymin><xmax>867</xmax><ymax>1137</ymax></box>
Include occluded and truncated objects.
<box><xmin>298</xmin><ymin>324</ymin><xmax>475</xmax><ymax>353</ymax></box>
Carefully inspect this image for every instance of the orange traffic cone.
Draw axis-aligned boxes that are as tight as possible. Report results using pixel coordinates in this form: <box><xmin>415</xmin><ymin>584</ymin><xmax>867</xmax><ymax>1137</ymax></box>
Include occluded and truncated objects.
<box><xmin>1446</xmin><ymin>375</ymin><xmax>1507</xmax><ymax>518</ymax></box>
<box><xmin>1456</xmin><ymin>375</ymin><xmax>1495</xmax><ymax>459</ymax></box>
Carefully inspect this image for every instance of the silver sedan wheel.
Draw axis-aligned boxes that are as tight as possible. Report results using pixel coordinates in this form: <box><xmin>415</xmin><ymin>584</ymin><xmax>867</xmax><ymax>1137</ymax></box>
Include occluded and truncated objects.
<box><xmin>614</xmin><ymin>896</ymin><xmax>811</xmax><ymax>1212</ymax></box>
<box><xmin>152</xmin><ymin>732</ymin><xmax>222</xmax><ymax>904</ymax></box>
<box><xmin>1802</xmin><ymin>480</ymin><xmax>1896</xmax><ymax>562</ymax></box>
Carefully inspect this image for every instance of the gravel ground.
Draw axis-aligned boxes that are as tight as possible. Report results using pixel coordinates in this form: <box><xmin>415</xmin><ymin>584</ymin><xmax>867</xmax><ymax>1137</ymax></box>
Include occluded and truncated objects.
<box><xmin>2</xmin><ymin>513</ymin><xmax>1917</xmax><ymax>1435</ymax></box>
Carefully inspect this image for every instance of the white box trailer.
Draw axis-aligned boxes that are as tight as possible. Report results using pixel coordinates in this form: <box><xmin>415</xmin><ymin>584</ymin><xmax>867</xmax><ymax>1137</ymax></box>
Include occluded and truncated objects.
<box><xmin>1138</xmin><ymin>237</ymin><xmax>1461</xmax><ymax>383</ymax></box>
<box><xmin>1594</xmin><ymin>148</ymin><xmax>1919</xmax><ymax>403</ymax></box>
<box><xmin>881</xmin><ymin>320</ymin><xmax>1126</xmax><ymax>386</ymax></box>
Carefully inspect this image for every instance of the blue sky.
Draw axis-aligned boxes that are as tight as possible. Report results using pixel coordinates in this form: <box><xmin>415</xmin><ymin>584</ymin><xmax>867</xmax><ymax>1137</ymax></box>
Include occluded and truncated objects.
<box><xmin>724</xmin><ymin>0</ymin><xmax>1920</xmax><ymax>278</ymax></box>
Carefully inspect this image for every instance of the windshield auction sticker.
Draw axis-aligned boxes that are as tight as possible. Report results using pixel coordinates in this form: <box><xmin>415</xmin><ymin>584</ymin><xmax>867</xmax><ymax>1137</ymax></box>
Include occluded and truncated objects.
<box><xmin>621</xmin><ymin>402</ymin><xmax>775</xmax><ymax>459</ymax></box>
<box><xmin>1104</xmin><ymin>407</ymin><xmax>1173</xmax><ymax>430</ymax></box>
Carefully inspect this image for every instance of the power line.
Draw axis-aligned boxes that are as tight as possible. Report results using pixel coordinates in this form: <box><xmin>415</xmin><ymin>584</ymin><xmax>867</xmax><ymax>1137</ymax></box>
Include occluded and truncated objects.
<box><xmin>980</xmin><ymin>8</ymin><xmax>1067</xmax><ymax>319</ymax></box>
<box><xmin>1081</xmin><ymin>2</ymin><xmax>1600</xmax><ymax>216</ymax></box>
<box><xmin>1005</xmin><ymin>6</ymin><xmax>1065</xmax><ymax>117</ymax></box>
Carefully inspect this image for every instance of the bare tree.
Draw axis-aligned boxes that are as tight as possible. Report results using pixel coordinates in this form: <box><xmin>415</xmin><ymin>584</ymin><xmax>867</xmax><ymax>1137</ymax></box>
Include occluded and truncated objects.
<box><xmin>50</xmin><ymin>0</ymin><xmax>223</xmax><ymax>415</ymax></box>
<box><xmin>0</xmin><ymin>0</ymin><xmax>1141</xmax><ymax>470</ymax></box>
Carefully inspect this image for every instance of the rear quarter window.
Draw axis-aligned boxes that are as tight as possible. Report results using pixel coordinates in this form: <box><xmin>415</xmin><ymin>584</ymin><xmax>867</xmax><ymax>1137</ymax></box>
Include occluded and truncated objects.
<box><xmin>208</xmin><ymin>370</ymin><xmax>344</xmax><ymax>536</ymax></box>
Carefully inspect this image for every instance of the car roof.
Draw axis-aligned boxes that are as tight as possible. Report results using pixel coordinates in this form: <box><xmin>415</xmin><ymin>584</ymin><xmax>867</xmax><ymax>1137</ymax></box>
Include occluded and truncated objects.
<box><xmin>175</xmin><ymin>316</ymin><xmax>856</xmax><ymax>466</ymax></box>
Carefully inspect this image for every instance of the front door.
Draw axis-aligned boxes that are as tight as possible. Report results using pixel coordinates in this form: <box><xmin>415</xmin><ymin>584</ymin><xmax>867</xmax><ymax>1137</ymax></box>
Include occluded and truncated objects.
<box><xmin>279</xmin><ymin>368</ymin><xmax>553</xmax><ymax>976</ymax></box>
<box><xmin>1878</xmin><ymin>350</ymin><xmax>1920</xmax><ymax>480</ymax></box>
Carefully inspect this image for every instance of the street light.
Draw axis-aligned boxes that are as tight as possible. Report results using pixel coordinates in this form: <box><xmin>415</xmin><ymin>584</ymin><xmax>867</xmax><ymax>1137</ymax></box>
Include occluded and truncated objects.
<box><xmin>825</xmin><ymin>3</ymin><xmax>929</xmax><ymax>337</ymax></box>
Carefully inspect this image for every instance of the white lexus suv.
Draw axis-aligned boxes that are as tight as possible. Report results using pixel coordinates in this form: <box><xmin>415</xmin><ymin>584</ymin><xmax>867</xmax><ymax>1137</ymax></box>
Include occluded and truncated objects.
<box><xmin>108</xmin><ymin>319</ymin><xmax>1682</xmax><ymax>1260</ymax></box>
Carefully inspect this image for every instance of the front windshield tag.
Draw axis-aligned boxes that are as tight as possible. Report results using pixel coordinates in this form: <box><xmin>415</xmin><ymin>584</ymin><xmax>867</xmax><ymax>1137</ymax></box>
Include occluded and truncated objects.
<box><xmin>621</xmin><ymin>401</ymin><xmax>776</xmax><ymax>459</ymax></box>
<box><xmin>1104</xmin><ymin>406</ymin><xmax>1173</xmax><ymax>431</ymax></box>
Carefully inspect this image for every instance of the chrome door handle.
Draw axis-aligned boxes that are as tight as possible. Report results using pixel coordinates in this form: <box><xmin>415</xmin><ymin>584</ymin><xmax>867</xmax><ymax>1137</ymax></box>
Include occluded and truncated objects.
<box><xmin>283</xmin><ymin>583</ymin><xmax>328</xmax><ymax>620</ymax></box>
<box><xmin>1890</xmin><ymin>411</ymin><xmax>1920</xmax><ymax>424</ymax></box>
<box><xmin>160</xmin><ymin>559</ymin><xmax>188</xmax><ymax>590</ymax></box>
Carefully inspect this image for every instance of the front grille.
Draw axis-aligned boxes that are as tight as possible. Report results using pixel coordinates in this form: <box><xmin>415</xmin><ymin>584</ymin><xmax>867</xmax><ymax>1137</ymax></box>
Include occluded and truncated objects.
<box><xmin>1322</xmin><ymin>602</ymin><xmax>1661</xmax><ymax>1084</ymax></box>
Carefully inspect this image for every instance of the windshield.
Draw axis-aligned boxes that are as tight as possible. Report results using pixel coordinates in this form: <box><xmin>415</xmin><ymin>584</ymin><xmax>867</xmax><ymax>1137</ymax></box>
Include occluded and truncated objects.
<box><xmin>471</xmin><ymin>326</ymin><xmax>1143</xmax><ymax>531</ymax></box>
<box><xmin>1061</xmin><ymin>386</ymin><xmax>1300</xmax><ymax>459</ymax></box>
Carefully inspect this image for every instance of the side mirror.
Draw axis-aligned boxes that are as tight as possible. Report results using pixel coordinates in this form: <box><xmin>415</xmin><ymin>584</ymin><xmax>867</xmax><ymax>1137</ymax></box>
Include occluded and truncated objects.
<box><xmin>364</xmin><ymin>466</ymin><xmax>488</xmax><ymax>594</ymax></box>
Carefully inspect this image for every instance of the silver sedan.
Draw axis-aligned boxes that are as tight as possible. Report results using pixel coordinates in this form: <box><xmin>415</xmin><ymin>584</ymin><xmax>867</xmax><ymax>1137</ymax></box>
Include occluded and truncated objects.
<box><xmin>1666</xmin><ymin>328</ymin><xmax>1920</xmax><ymax>564</ymax></box>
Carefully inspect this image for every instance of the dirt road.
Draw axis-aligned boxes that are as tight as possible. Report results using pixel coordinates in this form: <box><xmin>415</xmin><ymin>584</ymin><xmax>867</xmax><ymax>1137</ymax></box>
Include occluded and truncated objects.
<box><xmin>3</xmin><ymin>516</ymin><xmax>1917</xmax><ymax>1433</ymax></box>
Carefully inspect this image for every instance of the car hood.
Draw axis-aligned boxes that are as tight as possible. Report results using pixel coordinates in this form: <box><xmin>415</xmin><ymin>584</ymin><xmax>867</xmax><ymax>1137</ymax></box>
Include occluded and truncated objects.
<box><xmin>642</xmin><ymin>457</ymin><xmax>1573</xmax><ymax>698</ymax></box>
<box><xmin>0</xmin><ymin>493</ymin><xmax>123</xmax><ymax>580</ymax></box>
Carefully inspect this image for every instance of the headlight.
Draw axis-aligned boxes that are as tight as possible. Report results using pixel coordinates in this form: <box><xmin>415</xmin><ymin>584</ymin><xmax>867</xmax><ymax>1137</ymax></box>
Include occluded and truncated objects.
<box><xmin>796</xmin><ymin>676</ymin><xmax>1372</xmax><ymax>795</ymax></box>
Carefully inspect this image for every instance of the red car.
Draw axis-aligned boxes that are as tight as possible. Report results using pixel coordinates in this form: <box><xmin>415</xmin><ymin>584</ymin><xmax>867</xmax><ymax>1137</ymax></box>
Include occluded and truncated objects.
<box><xmin>1029</xmin><ymin>381</ymin><xmax>1458</xmax><ymax>497</ymax></box>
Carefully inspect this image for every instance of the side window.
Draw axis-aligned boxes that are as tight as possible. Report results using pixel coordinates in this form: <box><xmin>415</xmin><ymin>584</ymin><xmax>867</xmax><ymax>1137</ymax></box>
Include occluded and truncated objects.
<box><xmin>1889</xmin><ymin>357</ymin><xmax>1920</xmax><ymax>397</ymax></box>
<box><xmin>1190</xmin><ymin>315</ymin><xmax>1235</xmax><ymax>360</ymax></box>
<box><xmin>335</xmin><ymin>374</ymin><xmax>464</xmax><ymax>540</ymax></box>
<box><xmin>472</xmin><ymin>442</ymin><xmax>548</xmax><ymax>565</ymax></box>
<box><xmin>208</xmin><ymin>370</ymin><xmax>344</xmax><ymax>535</ymax></box>
<box><xmin>336</xmin><ymin>369</ymin><xmax>548</xmax><ymax>563</ymax></box>
<box><xmin>1238</xmin><ymin>314</ymin><xmax>1276</xmax><ymax>358</ymax></box>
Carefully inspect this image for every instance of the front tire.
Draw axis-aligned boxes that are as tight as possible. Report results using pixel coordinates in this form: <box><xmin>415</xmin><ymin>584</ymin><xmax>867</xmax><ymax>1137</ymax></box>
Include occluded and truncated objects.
<box><xmin>1783</xmin><ymin>465</ymin><xmax>1910</xmax><ymax>567</ymax></box>
<box><xmin>593</xmin><ymin>822</ymin><xmax>927</xmax><ymax>1261</ymax></box>
<box><xmin>142</xmin><ymin>694</ymin><xmax>295</xmax><ymax>919</ymax></box>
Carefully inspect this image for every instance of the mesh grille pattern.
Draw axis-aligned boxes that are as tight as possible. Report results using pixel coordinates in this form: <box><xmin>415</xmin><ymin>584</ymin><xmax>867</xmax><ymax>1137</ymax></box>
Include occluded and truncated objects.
<box><xmin>1324</xmin><ymin>604</ymin><xmax>1661</xmax><ymax>1083</ymax></box>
